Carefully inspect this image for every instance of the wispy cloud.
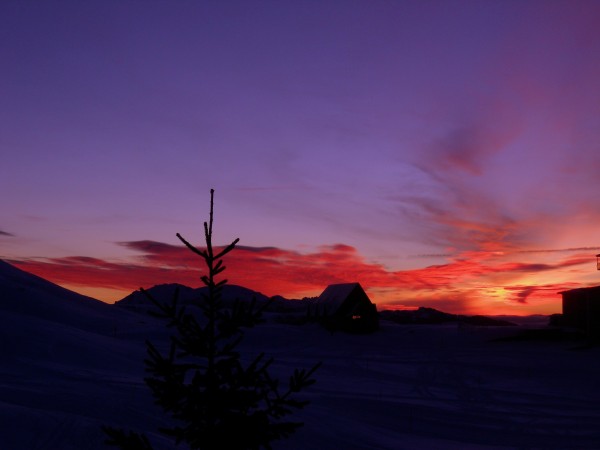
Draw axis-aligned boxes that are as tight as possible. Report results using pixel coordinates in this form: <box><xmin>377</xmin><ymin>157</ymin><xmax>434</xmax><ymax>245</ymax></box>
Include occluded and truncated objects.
<box><xmin>503</xmin><ymin>282</ymin><xmax>581</xmax><ymax>305</ymax></box>
<box><xmin>0</xmin><ymin>230</ymin><xmax>15</xmax><ymax>237</ymax></box>
<box><xmin>234</xmin><ymin>185</ymin><xmax>312</xmax><ymax>192</ymax></box>
<box><xmin>517</xmin><ymin>247</ymin><xmax>600</xmax><ymax>254</ymax></box>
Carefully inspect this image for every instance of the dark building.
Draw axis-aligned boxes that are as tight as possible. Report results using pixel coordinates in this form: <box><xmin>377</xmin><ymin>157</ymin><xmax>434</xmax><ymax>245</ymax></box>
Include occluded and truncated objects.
<box><xmin>316</xmin><ymin>283</ymin><xmax>378</xmax><ymax>333</ymax></box>
<box><xmin>560</xmin><ymin>286</ymin><xmax>600</xmax><ymax>338</ymax></box>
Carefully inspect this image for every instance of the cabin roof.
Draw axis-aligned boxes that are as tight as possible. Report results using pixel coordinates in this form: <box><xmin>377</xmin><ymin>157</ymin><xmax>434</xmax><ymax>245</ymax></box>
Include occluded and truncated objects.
<box><xmin>316</xmin><ymin>283</ymin><xmax>363</xmax><ymax>310</ymax></box>
<box><xmin>561</xmin><ymin>285</ymin><xmax>600</xmax><ymax>295</ymax></box>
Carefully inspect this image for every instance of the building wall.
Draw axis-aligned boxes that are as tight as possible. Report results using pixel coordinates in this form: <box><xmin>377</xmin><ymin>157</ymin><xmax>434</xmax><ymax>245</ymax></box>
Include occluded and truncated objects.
<box><xmin>562</xmin><ymin>287</ymin><xmax>600</xmax><ymax>338</ymax></box>
<box><xmin>332</xmin><ymin>288</ymin><xmax>379</xmax><ymax>333</ymax></box>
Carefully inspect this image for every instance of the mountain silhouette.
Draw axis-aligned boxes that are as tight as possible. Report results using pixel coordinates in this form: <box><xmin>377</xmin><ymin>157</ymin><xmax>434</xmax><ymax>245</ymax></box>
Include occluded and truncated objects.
<box><xmin>116</xmin><ymin>283</ymin><xmax>271</xmax><ymax>311</ymax></box>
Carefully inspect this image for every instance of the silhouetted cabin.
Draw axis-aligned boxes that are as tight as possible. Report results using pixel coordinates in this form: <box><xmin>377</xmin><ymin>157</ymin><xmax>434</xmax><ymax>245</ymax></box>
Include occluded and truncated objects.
<box><xmin>560</xmin><ymin>286</ymin><xmax>600</xmax><ymax>339</ymax></box>
<box><xmin>316</xmin><ymin>283</ymin><xmax>378</xmax><ymax>333</ymax></box>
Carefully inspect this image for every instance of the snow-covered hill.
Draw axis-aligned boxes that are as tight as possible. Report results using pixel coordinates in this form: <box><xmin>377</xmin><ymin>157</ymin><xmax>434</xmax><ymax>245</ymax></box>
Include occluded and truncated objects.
<box><xmin>2</xmin><ymin>259</ymin><xmax>600</xmax><ymax>449</ymax></box>
<box><xmin>0</xmin><ymin>260</ymin><xmax>170</xmax><ymax>449</ymax></box>
<box><xmin>0</xmin><ymin>259</ymin><xmax>128</xmax><ymax>333</ymax></box>
<box><xmin>115</xmin><ymin>282</ymin><xmax>314</xmax><ymax>318</ymax></box>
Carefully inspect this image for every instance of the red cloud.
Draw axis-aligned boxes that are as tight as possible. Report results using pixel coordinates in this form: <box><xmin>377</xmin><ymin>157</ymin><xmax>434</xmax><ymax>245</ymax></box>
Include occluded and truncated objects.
<box><xmin>10</xmin><ymin>242</ymin><xmax>396</xmax><ymax>302</ymax></box>
<box><xmin>8</xmin><ymin>240</ymin><xmax>593</xmax><ymax>315</ymax></box>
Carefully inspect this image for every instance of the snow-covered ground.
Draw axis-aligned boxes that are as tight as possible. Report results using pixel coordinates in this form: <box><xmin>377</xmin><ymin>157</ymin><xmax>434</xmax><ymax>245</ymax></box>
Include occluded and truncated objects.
<box><xmin>2</xmin><ymin>260</ymin><xmax>600</xmax><ymax>449</ymax></box>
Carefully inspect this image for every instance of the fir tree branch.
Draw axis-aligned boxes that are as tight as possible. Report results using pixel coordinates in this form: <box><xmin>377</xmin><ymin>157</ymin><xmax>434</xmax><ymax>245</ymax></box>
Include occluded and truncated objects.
<box><xmin>176</xmin><ymin>233</ymin><xmax>208</xmax><ymax>259</ymax></box>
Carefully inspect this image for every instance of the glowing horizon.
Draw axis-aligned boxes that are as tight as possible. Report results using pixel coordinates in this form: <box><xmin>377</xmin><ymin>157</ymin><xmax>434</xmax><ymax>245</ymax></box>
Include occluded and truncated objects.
<box><xmin>2</xmin><ymin>1</ymin><xmax>600</xmax><ymax>315</ymax></box>
<box><xmin>6</xmin><ymin>237</ymin><xmax>600</xmax><ymax>315</ymax></box>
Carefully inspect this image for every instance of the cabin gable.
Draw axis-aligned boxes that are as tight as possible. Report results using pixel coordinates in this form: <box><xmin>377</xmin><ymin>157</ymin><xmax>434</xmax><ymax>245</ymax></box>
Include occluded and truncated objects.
<box><xmin>316</xmin><ymin>283</ymin><xmax>378</xmax><ymax>333</ymax></box>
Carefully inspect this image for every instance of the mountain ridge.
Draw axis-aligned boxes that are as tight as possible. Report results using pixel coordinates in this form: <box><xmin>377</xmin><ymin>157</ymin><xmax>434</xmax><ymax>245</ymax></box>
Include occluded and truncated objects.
<box><xmin>1</xmin><ymin>260</ymin><xmax>530</xmax><ymax>325</ymax></box>
<box><xmin>115</xmin><ymin>283</ymin><xmax>272</xmax><ymax>311</ymax></box>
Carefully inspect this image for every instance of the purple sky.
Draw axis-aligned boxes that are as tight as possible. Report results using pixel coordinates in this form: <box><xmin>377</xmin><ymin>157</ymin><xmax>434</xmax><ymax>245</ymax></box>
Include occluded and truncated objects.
<box><xmin>2</xmin><ymin>1</ymin><xmax>600</xmax><ymax>313</ymax></box>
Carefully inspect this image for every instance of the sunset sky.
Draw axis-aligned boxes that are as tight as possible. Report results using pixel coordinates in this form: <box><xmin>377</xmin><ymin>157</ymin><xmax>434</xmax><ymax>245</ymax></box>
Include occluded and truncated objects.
<box><xmin>2</xmin><ymin>1</ymin><xmax>600</xmax><ymax>315</ymax></box>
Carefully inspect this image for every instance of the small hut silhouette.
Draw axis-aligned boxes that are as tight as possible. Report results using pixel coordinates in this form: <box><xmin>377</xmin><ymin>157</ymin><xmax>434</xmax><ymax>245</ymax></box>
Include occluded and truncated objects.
<box><xmin>560</xmin><ymin>286</ymin><xmax>600</xmax><ymax>339</ymax></box>
<box><xmin>559</xmin><ymin>256</ymin><xmax>600</xmax><ymax>340</ymax></box>
<box><xmin>315</xmin><ymin>283</ymin><xmax>378</xmax><ymax>333</ymax></box>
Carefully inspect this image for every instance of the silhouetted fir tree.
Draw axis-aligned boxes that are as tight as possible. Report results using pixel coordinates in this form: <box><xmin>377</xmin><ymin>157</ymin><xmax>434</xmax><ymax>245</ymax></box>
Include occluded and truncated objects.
<box><xmin>103</xmin><ymin>189</ymin><xmax>320</xmax><ymax>450</ymax></box>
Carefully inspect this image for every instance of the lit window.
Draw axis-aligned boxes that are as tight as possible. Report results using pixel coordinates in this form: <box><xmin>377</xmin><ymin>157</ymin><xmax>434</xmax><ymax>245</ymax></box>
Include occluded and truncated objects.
<box><xmin>352</xmin><ymin>315</ymin><xmax>361</xmax><ymax>320</ymax></box>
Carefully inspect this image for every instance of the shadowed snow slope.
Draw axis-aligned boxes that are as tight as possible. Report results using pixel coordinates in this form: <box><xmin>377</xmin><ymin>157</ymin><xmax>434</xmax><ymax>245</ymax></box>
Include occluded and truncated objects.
<box><xmin>2</xmin><ymin>260</ymin><xmax>600</xmax><ymax>449</ymax></box>
<box><xmin>0</xmin><ymin>259</ymin><xmax>137</xmax><ymax>334</ymax></box>
<box><xmin>0</xmin><ymin>260</ymin><xmax>170</xmax><ymax>449</ymax></box>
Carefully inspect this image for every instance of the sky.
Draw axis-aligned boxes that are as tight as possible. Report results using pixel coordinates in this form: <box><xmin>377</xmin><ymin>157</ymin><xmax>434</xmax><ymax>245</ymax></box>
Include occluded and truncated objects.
<box><xmin>2</xmin><ymin>0</ymin><xmax>600</xmax><ymax>315</ymax></box>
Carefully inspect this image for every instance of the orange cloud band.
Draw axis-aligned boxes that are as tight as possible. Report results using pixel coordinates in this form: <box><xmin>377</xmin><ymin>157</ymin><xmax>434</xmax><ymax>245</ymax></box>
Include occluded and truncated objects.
<box><xmin>7</xmin><ymin>241</ymin><xmax>592</xmax><ymax>314</ymax></box>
